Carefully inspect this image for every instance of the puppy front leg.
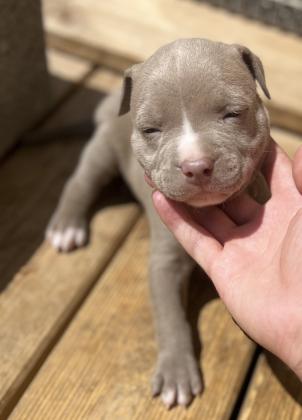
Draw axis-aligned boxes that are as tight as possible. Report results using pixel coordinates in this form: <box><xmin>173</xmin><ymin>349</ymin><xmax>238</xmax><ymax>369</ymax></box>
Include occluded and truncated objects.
<box><xmin>46</xmin><ymin>124</ymin><xmax>118</xmax><ymax>252</ymax></box>
<box><xmin>149</xmin><ymin>219</ymin><xmax>202</xmax><ymax>408</ymax></box>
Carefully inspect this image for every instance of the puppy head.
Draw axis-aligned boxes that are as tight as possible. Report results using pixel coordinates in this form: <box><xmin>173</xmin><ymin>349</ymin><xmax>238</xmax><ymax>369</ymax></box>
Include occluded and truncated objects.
<box><xmin>119</xmin><ymin>38</ymin><xmax>270</xmax><ymax>207</ymax></box>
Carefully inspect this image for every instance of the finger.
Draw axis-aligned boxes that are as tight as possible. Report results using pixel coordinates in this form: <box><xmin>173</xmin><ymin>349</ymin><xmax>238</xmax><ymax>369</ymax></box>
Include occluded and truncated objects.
<box><xmin>221</xmin><ymin>193</ymin><xmax>262</xmax><ymax>225</ymax></box>
<box><xmin>191</xmin><ymin>206</ymin><xmax>237</xmax><ymax>242</ymax></box>
<box><xmin>293</xmin><ymin>145</ymin><xmax>302</xmax><ymax>195</ymax></box>
<box><xmin>261</xmin><ymin>138</ymin><xmax>293</xmax><ymax>195</ymax></box>
<box><xmin>152</xmin><ymin>191</ymin><xmax>222</xmax><ymax>275</ymax></box>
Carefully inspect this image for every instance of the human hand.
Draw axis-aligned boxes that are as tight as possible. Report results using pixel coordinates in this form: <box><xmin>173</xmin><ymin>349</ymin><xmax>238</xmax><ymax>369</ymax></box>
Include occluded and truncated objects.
<box><xmin>153</xmin><ymin>139</ymin><xmax>302</xmax><ymax>380</ymax></box>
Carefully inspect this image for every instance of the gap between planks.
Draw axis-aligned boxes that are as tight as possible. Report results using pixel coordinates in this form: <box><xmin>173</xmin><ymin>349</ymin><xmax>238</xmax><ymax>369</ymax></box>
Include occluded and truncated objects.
<box><xmin>5</xmin><ymin>129</ymin><xmax>300</xmax><ymax>418</ymax></box>
<box><xmin>9</xmin><ymin>217</ymin><xmax>255</xmax><ymax>420</ymax></box>
<box><xmin>0</xmin><ymin>52</ymin><xmax>140</xmax><ymax>418</ymax></box>
<box><xmin>239</xmin><ymin>353</ymin><xmax>302</xmax><ymax>420</ymax></box>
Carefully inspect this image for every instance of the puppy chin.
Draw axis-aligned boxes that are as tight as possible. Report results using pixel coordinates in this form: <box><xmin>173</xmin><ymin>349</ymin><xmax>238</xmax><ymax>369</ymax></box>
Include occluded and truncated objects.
<box><xmin>186</xmin><ymin>174</ymin><xmax>254</xmax><ymax>208</ymax></box>
<box><xmin>155</xmin><ymin>183</ymin><xmax>236</xmax><ymax>207</ymax></box>
<box><xmin>186</xmin><ymin>192</ymin><xmax>230</xmax><ymax>208</ymax></box>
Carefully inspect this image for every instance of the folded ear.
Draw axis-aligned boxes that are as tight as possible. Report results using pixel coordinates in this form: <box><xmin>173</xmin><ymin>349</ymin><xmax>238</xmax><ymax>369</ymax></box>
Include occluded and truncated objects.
<box><xmin>118</xmin><ymin>63</ymin><xmax>142</xmax><ymax>116</ymax></box>
<box><xmin>233</xmin><ymin>44</ymin><xmax>271</xmax><ymax>99</ymax></box>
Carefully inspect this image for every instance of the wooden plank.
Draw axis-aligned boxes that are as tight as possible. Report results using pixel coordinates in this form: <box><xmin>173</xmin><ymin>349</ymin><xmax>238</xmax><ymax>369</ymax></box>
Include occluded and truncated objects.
<box><xmin>43</xmin><ymin>0</ymin><xmax>302</xmax><ymax>133</ymax></box>
<box><xmin>0</xmin><ymin>138</ymin><xmax>85</xmax><ymax>290</ymax></box>
<box><xmin>0</xmin><ymin>66</ymin><xmax>123</xmax><ymax>290</ymax></box>
<box><xmin>0</xmin><ymin>62</ymin><xmax>140</xmax><ymax>418</ymax></box>
<box><xmin>47</xmin><ymin>49</ymin><xmax>95</xmax><ymax>103</ymax></box>
<box><xmin>47</xmin><ymin>49</ymin><xmax>93</xmax><ymax>82</ymax></box>
<box><xmin>10</xmin><ymin>217</ymin><xmax>255</xmax><ymax>420</ymax></box>
<box><xmin>0</xmin><ymin>204</ymin><xmax>140</xmax><ymax>419</ymax></box>
<box><xmin>0</xmin><ymin>65</ymin><xmax>107</xmax><ymax>290</ymax></box>
<box><xmin>238</xmin><ymin>354</ymin><xmax>302</xmax><ymax>420</ymax></box>
<box><xmin>86</xmin><ymin>68</ymin><xmax>122</xmax><ymax>92</ymax></box>
<box><xmin>0</xmin><ymin>61</ymin><xmax>120</xmax><ymax>285</ymax></box>
<box><xmin>47</xmin><ymin>34</ymin><xmax>135</xmax><ymax>73</ymax></box>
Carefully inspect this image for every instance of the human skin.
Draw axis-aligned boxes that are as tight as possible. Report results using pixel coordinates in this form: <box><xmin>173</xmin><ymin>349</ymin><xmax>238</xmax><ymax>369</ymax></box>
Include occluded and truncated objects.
<box><xmin>153</xmin><ymin>140</ymin><xmax>302</xmax><ymax>380</ymax></box>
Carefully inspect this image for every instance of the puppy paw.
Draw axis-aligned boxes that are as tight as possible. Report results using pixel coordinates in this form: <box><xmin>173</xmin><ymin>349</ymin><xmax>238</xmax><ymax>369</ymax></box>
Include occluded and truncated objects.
<box><xmin>46</xmin><ymin>211</ymin><xmax>88</xmax><ymax>252</ymax></box>
<box><xmin>151</xmin><ymin>350</ymin><xmax>203</xmax><ymax>408</ymax></box>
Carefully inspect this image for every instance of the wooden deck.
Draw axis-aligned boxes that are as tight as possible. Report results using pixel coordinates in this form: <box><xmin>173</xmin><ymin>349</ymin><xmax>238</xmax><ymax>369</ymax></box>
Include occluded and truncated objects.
<box><xmin>1</xmin><ymin>1</ymin><xmax>302</xmax><ymax>418</ymax></box>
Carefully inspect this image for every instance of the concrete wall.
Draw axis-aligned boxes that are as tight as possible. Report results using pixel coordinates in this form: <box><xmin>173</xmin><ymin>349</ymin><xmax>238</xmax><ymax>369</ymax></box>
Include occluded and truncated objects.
<box><xmin>0</xmin><ymin>0</ymin><xmax>50</xmax><ymax>157</ymax></box>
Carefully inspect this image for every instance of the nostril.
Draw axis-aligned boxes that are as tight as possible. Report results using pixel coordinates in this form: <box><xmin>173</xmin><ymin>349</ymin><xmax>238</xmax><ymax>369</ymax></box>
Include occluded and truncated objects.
<box><xmin>180</xmin><ymin>158</ymin><xmax>215</xmax><ymax>185</ymax></box>
<box><xmin>203</xmin><ymin>168</ymin><xmax>212</xmax><ymax>176</ymax></box>
<box><xmin>181</xmin><ymin>158</ymin><xmax>214</xmax><ymax>179</ymax></box>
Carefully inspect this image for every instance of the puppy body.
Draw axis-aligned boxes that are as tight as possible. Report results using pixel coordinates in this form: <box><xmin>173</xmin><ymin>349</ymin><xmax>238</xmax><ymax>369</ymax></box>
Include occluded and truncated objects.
<box><xmin>47</xmin><ymin>39</ymin><xmax>270</xmax><ymax>408</ymax></box>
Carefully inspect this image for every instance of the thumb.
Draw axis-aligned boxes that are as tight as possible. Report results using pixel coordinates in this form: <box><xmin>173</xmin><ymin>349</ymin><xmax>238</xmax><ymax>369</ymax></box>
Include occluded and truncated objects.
<box><xmin>152</xmin><ymin>190</ymin><xmax>222</xmax><ymax>276</ymax></box>
<box><xmin>293</xmin><ymin>145</ymin><xmax>302</xmax><ymax>195</ymax></box>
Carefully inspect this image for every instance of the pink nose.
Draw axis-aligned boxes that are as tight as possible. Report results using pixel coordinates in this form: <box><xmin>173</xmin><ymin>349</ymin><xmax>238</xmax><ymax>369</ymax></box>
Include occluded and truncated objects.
<box><xmin>181</xmin><ymin>158</ymin><xmax>214</xmax><ymax>185</ymax></box>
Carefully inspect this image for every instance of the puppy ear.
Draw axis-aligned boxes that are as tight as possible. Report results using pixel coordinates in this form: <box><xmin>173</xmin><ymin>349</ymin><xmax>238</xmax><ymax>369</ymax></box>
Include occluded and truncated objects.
<box><xmin>233</xmin><ymin>44</ymin><xmax>271</xmax><ymax>99</ymax></box>
<box><xmin>118</xmin><ymin>63</ymin><xmax>142</xmax><ymax>116</ymax></box>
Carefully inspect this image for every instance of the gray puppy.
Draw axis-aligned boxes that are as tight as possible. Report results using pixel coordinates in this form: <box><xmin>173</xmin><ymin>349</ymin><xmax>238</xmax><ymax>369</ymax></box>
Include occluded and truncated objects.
<box><xmin>46</xmin><ymin>38</ymin><xmax>270</xmax><ymax>408</ymax></box>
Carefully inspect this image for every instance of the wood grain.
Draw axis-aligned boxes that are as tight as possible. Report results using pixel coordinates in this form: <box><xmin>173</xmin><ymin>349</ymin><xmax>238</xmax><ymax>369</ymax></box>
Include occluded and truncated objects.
<box><xmin>47</xmin><ymin>49</ymin><xmax>93</xmax><ymax>83</ymax></box>
<box><xmin>239</xmin><ymin>354</ymin><xmax>302</xmax><ymax>420</ymax></box>
<box><xmin>0</xmin><ymin>57</ymin><xmax>113</xmax><ymax>290</ymax></box>
<box><xmin>0</xmin><ymin>204</ymin><xmax>139</xmax><ymax>419</ymax></box>
<box><xmin>43</xmin><ymin>0</ymin><xmax>302</xmax><ymax>133</ymax></box>
<box><xmin>47</xmin><ymin>49</ymin><xmax>95</xmax><ymax>103</ymax></box>
<box><xmin>0</xmin><ymin>60</ymin><xmax>140</xmax><ymax>418</ymax></box>
<box><xmin>86</xmin><ymin>68</ymin><xmax>122</xmax><ymax>92</ymax></box>
<box><xmin>10</xmin><ymin>218</ymin><xmax>255</xmax><ymax>420</ymax></box>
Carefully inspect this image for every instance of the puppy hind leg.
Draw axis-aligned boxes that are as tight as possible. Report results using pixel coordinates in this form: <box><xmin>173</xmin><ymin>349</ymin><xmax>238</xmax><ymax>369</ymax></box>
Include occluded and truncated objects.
<box><xmin>46</xmin><ymin>124</ymin><xmax>118</xmax><ymax>252</ymax></box>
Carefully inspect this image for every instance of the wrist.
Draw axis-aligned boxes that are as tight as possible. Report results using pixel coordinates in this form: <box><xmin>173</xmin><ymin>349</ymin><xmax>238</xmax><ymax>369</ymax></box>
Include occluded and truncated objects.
<box><xmin>274</xmin><ymin>311</ymin><xmax>302</xmax><ymax>382</ymax></box>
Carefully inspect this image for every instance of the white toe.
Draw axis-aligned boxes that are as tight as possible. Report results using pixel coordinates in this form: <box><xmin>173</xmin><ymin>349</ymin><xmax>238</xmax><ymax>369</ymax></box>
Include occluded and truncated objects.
<box><xmin>52</xmin><ymin>232</ymin><xmax>63</xmax><ymax>249</ymax></box>
<box><xmin>178</xmin><ymin>390</ymin><xmax>190</xmax><ymax>407</ymax></box>
<box><xmin>49</xmin><ymin>226</ymin><xmax>87</xmax><ymax>252</ymax></box>
<box><xmin>61</xmin><ymin>227</ymin><xmax>77</xmax><ymax>251</ymax></box>
<box><xmin>162</xmin><ymin>389</ymin><xmax>176</xmax><ymax>408</ymax></box>
<box><xmin>75</xmin><ymin>228</ymin><xmax>87</xmax><ymax>246</ymax></box>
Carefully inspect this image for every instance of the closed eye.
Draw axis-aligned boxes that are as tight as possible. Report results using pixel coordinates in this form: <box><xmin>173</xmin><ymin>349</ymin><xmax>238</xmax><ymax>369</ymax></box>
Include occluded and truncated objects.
<box><xmin>223</xmin><ymin>111</ymin><xmax>241</xmax><ymax>119</ymax></box>
<box><xmin>142</xmin><ymin>127</ymin><xmax>161</xmax><ymax>134</ymax></box>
